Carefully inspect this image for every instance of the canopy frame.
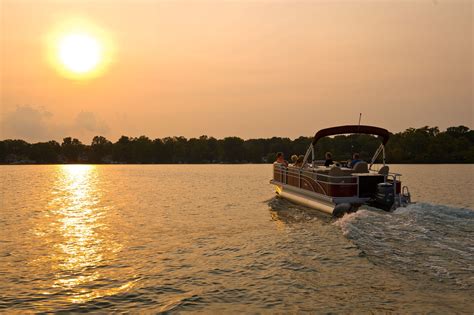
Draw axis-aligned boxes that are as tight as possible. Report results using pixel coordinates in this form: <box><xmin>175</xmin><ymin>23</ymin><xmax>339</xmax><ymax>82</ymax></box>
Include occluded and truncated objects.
<box><xmin>312</xmin><ymin>125</ymin><xmax>390</xmax><ymax>146</ymax></box>
<box><xmin>302</xmin><ymin>125</ymin><xmax>390</xmax><ymax>167</ymax></box>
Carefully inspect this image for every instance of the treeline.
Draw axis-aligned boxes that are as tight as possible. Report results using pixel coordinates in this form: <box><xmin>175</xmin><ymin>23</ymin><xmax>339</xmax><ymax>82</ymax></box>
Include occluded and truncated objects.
<box><xmin>1</xmin><ymin>126</ymin><xmax>473</xmax><ymax>164</ymax></box>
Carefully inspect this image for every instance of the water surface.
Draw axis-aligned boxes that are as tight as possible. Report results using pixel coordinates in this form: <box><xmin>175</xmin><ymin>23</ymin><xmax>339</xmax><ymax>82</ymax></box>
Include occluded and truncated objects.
<box><xmin>0</xmin><ymin>164</ymin><xmax>473</xmax><ymax>313</ymax></box>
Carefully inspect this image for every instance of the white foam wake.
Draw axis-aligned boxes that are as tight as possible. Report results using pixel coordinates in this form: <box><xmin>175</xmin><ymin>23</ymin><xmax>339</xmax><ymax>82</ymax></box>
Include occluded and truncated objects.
<box><xmin>334</xmin><ymin>203</ymin><xmax>474</xmax><ymax>289</ymax></box>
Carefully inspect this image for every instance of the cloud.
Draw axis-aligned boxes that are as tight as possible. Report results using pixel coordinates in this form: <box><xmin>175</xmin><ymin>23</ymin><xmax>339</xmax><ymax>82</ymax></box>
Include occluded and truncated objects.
<box><xmin>1</xmin><ymin>105</ymin><xmax>109</xmax><ymax>142</ymax></box>
<box><xmin>0</xmin><ymin>105</ymin><xmax>54</xmax><ymax>141</ymax></box>
<box><xmin>74</xmin><ymin>111</ymin><xmax>109</xmax><ymax>134</ymax></box>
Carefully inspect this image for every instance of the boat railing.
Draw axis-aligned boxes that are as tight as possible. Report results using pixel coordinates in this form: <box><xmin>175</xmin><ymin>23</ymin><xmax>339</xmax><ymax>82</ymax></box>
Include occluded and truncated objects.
<box><xmin>273</xmin><ymin>164</ymin><xmax>359</xmax><ymax>195</ymax></box>
<box><xmin>274</xmin><ymin>164</ymin><xmax>355</xmax><ymax>180</ymax></box>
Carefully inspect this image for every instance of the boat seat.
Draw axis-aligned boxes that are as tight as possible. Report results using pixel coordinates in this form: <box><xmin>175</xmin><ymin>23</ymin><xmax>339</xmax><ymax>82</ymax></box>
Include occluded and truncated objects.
<box><xmin>378</xmin><ymin>165</ymin><xmax>389</xmax><ymax>175</ymax></box>
<box><xmin>328</xmin><ymin>166</ymin><xmax>344</xmax><ymax>183</ymax></box>
<box><xmin>353</xmin><ymin>161</ymin><xmax>369</xmax><ymax>173</ymax></box>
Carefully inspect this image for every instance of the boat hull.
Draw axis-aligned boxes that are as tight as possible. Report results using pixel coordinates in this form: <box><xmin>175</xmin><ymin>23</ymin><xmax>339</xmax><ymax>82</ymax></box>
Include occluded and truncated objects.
<box><xmin>277</xmin><ymin>187</ymin><xmax>336</xmax><ymax>214</ymax></box>
<box><xmin>271</xmin><ymin>179</ymin><xmax>362</xmax><ymax>216</ymax></box>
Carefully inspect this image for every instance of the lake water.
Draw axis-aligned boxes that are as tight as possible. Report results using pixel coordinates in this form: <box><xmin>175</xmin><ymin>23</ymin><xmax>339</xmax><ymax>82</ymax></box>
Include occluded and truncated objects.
<box><xmin>0</xmin><ymin>164</ymin><xmax>473</xmax><ymax>313</ymax></box>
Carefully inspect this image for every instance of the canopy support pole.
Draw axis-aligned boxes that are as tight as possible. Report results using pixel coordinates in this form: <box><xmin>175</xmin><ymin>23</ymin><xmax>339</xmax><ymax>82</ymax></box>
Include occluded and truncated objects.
<box><xmin>303</xmin><ymin>144</ymin><xmax>313</xmax><ymax>166</ymax></box>
<box><xmin>369</xmin><ymin>143</ymin><xmax>384</xmax><ymax>170</ymax></box>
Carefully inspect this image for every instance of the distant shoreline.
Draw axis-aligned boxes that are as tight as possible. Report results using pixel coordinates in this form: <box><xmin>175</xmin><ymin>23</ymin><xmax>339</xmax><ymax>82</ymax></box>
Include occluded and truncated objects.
<box><xmin>1</xmin><ymin>125</ymin><xmax>473</xmax><ymax>164</ymax></box>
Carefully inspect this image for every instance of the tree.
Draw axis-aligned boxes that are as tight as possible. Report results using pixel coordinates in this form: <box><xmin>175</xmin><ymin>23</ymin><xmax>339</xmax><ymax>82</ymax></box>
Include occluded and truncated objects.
<box><xmin>132</xmin><ymin>136</ymin><xmax>154</xmax><ymax>163</ymax></box>
<box><xmin>90</xmin><ymin>136</ymin><xmax>112</xmax><ymax>163</ymax></box>
<box><xmin>61</xmin><ymin>137</ymin><xmax>84</xmax><ymax>163</ymax></box>
<box><xmin>113</xmin><ymin>136</ymin><xmax>132</xmax><ymax>162</ymax></box>
<box><xmin>1</xmin><ymin>125</ymin><xmax>473</xmax><ymax>164</ymax></box>
<box><xmin>219</xmin><ymin>137</ymin><xmax>245</xmax><ymax>162</ymax></box>
<box><xmin>30</xmin><ymin>141</ymin><xmax>60</xmax><ymax>163</ymax></box>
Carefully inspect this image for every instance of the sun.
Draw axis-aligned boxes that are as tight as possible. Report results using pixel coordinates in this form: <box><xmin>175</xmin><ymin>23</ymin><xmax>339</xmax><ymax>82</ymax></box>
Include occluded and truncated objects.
<box><xmin>46</xmin><ymin>19</ymin><xmax>114</xmax><ymax>80</ymax></box>
<box><xmin>58</xmin><ymin>33</ymin><xmax>102</xmax><ymax>74</ymax></box>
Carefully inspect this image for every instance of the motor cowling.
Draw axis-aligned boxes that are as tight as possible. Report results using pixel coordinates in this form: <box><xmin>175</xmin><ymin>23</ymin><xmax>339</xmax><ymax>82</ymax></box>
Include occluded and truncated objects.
<box><xmin>373</xmin><ymin>183</ymin><xmax>395</xmax><ymax>211</ymax></box>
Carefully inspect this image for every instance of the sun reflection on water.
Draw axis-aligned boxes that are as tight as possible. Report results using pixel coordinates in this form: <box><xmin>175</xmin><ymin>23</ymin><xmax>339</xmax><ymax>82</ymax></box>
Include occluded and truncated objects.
<box><xmin>40</xmin><ymin>165</ymin><xmax>134</xmax><ymax>304</ymax></box>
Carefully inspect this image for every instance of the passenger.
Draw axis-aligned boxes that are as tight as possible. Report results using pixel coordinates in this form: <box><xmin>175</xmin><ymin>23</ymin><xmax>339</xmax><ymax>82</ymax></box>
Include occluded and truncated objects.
<box><xmin>349</xmin><ymin>152</ymin><xmax>362</xmax><ymax>168</ymax></box>
<box><xmin>290</xmin><ymin>154</ymin><xmax>298</xmax><ymax>166</ymax></box>
<box><xmin>294</xmin><ymin>155</ymin><xmax>305</xmax><ymax>167</ymax></box>
<box><xmin>275</xmin><ymin>152</ymin><xmax>288</xmax><ymax>167</ymax></box>
<box><xmin>324</xmin><ymin>152</ymin><xmax>334</xmax><ymax>167</ymax></box>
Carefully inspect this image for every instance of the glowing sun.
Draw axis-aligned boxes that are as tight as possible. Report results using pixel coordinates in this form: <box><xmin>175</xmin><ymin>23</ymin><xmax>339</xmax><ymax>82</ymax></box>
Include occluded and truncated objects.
<box><xmin>46</xmin><ymin>19</ymin><xmax>113</xmax><ymax>80</ymax></box>
<box><xmin>58</xmin><ymin>33</ymin><xmax>102</xmax><ymax>74</ymax></box>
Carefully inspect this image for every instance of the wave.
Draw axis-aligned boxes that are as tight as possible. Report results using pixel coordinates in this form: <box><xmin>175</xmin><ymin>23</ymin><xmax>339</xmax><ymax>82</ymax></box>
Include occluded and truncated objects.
<box><xmin>334</xmin><ymin>203</ymin><xmax>474</xmax><ymax>289</ymax></box>
<box><xmin>267</xmin><ymin>196</ymin><xmax>332</xmax><ymax>224</ymax></box>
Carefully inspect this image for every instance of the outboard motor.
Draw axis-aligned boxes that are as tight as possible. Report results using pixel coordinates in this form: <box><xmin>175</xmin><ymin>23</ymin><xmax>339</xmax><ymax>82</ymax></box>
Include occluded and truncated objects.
<box><xmin>373</xmin><ymin>183</ymin><xmax>395</xmax><ymax>211</ymax></box>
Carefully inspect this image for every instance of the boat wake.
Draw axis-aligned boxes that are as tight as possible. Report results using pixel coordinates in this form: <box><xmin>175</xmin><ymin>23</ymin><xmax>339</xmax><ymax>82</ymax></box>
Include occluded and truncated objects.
<box><xmin>334</xmin><ymin>203</ymin><xmax>474</xmax><ymax>289</ymax></box>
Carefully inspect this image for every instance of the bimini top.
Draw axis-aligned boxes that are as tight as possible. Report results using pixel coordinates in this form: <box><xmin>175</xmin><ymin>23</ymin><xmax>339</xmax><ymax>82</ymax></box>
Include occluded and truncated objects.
<box><xmin>312</xmin><ymin>125</ymin><xmax>390</xmax><ymax>145</ymax></box>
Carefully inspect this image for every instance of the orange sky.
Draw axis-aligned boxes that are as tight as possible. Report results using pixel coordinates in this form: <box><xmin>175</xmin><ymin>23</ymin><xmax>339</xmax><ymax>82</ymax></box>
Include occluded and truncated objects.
<box><xmin>1</xmin><ymin>0</ymin><xmax>472</xmax><ymax>142</ymax></box>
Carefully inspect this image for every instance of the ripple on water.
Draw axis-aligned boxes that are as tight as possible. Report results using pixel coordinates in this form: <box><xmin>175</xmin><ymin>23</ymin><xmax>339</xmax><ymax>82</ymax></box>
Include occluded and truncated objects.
<box><xmin>334</xmin><ymin>203</ymin><xmax>474</xmax><ymax>289</ymax></box>
<box><xmin>1</xmin><ymin>165</ymin><xmax>474</xmax><ymax>313</ymax></box>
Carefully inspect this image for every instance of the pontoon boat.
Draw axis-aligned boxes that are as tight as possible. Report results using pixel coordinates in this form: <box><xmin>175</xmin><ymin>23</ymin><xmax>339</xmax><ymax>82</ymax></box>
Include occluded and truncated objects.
<box><xmin>270</xmin><ymin>125</ymin><xmax>411</xmax><ymax>217</ymax></box>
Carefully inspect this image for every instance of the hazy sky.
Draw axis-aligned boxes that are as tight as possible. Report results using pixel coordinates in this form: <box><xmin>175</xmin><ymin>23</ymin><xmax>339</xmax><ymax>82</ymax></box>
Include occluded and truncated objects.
<box><xmin>1</xmin><ymin>0</ymin><xmax>472</xmax><ymax>142</ymax></box>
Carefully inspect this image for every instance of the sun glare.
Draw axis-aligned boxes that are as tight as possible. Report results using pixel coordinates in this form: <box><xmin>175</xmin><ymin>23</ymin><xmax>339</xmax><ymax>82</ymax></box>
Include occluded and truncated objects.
<box><xmin>58</xmin><ymin>33</ymin><xmax>102</xmax><ymax>74</ymax></box>
<box><xmin>46</xmin><ymin>19</ymin><xmax>113</xmax><ymax>80</ymax></box>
